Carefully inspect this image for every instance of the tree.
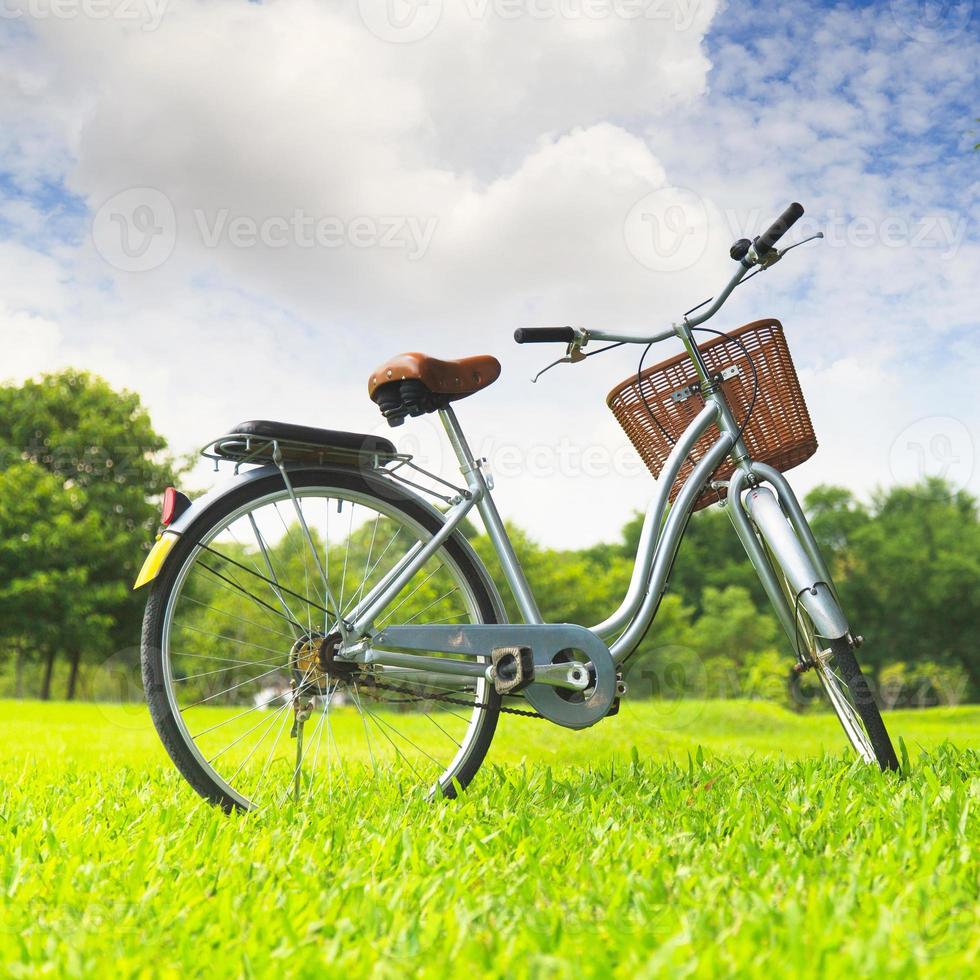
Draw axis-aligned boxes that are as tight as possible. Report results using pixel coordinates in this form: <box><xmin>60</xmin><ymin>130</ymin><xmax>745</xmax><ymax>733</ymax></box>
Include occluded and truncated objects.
<box><xmin>472</xmin><ymin>523</ymin><xmax>635</xmax><ymax>628</ymax></box>
<box><xmin>607</xmin><ymin>503</ymin><xmax>768</xmax><ymax>615</ymax></box>
<box><xmin>804</xmin><ymin>485</ymin><xmax>871</xmax><ymax>566</ymax></box>
<box><xmin>0</xmin><ymin>371</ymin><xmax>180</xmax><ymax>698</ymax></box>
<box><xmin>0</xmin><ymin>463</ymin><xmax>113</xmax><ymax>699</ymax></box>
<box><xmin>831</xmin><ymin>480</ymin><xmax>980</xmax><ymax>695</ymax></box>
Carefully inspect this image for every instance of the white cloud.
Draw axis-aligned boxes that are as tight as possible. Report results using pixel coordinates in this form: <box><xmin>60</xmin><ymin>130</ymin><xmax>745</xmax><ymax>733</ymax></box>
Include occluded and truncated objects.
<box><xmin>1</xmin><ymin>307</ymin><xmax>62</xmax><ymax>380</ymax></box>
<box><xmin>0</xmin><ymin>0</ymin><xmax>977</xmax><ymax>548</ymax></box>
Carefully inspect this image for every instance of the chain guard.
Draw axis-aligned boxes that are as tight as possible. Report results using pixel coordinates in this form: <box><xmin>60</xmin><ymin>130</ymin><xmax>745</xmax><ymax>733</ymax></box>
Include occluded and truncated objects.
<box><xmin>371</xmin><ymin>624</ymin><xmax>617</xmax><ymax>730</ymax></box>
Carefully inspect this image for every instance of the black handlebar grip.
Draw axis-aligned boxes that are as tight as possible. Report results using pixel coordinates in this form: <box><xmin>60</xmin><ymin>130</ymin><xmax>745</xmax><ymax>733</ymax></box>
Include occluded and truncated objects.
<box><xmin>755</xmin><ymin>202</ymin><xmax>804</xmax><ymax>255</ymax></box>
<box><xmin>514</xmin><ymin>327</ymin><xmax>576</xmax><ymax>344</ymax></box>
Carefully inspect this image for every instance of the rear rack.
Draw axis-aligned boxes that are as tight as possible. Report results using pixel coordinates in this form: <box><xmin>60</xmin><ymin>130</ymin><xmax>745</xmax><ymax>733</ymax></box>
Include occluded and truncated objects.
<box><xmin>200</xmin><ymin>432</ymin><xmax>466</xmax><ymax>505</ymax></box>
<box><xmin>201</xmin><ymin>432</ymin><xmax>407</xmax><ymax>474</ymax></box>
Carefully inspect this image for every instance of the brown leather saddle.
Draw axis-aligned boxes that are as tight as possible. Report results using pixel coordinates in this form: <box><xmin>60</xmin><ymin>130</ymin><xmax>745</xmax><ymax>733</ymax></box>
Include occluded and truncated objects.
<box><xmin>369</xmin><ymin>352</ymin><xmax>501</xmax><ymax>426</ymax></box>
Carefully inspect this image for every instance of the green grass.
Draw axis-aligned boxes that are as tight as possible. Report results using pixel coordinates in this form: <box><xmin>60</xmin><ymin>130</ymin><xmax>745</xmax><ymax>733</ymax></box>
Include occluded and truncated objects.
<box><xmin>1</xmin><ymin>699</ymin><xmax>978</xmax><ymax>978</ymax></box>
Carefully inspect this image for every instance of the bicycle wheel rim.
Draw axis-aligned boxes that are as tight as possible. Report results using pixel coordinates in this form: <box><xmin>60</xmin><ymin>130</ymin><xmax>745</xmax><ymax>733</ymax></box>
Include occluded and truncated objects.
<box><xmin>790</xmin><ymin>596</ymin><xmax>877</xmax><ymax>763</ymax></box>
<box><xmin>157</xmin><ymin>481</ymin><xmax>497</xmax><ymax>810</ymax></box>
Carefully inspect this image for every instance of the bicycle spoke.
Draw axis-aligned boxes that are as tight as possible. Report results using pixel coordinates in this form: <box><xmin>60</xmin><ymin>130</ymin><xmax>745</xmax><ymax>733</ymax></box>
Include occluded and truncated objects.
<box><xmin>180</xmin><ymin>664</ymin><xmax>287</xmax><ymax>711</ymax></box>
<box><xmin>157</xmin><ymin>484</ymin><xmax>492</xmax><ymax>809</ymax></box>
<box><xmin>191</xmin><ymin>690</ymin><xmax>289</xmax><ymax>740</ymax></box>
<box><xmin>226</xmin><ymin>699</ymin><xmax>294</xmax><ymax>784</ymax></box>
<box><xmin>350</xmin><ymin>681</ymin><xmax>379</xmax><ymax>775</ymax></box>
<box><xmin>423</xmin><ymin>710</ymin><xmax>463</xmax><ymax>749</ymax></box>
<box><xmin>353</xmin><ymin>513</ymin><xmax>381</xmax><ymax>613</ymax></box>
<box><xmin>172</xmin><ymin>657</ymin><xmax>285</xmax><ymax>683</ymax></box>
<box><xmin>398</xmin><ymin>586</ymin><xmax>461</xmax><ymax>627</ymax></box>
<box><xmin>173</xmin><ymin>622</ymin><xmax>286</xmax><ymax>658</ymax></box>
<box><xmin>337</xmin><ymin>499</ymin><xmax>356</xmax><ymax>617</ymax></box>
<box><xmin>198</xmin><ymin>560</ymin><xmax>305</xmax><ymax>632</ymax></box>
<box><xmin>181</xmin><ymin>593</ymin><xmax>295</xmax><ymax>641</ymax></box>
<box><xmin>246</xmin><ymin>512</ymin><xmax>302</xmax><ymax>632</ymax></box>
<box><xmin>341</xmin><ymin>525</ymin><xmax>404</xmax><ymax>619</ymax></box>
<box><xmin>377</xmin><ymin>562</ymin><xmax>446</xmax><ymax>627</ymax></box>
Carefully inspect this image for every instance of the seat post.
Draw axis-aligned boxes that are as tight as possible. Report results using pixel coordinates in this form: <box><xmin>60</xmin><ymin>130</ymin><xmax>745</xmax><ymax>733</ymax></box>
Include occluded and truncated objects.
<box><xmin>438</xmin><ymin>405</ymin><xmax>481</xmax><ymax>480</ymax></box>
<box><xmin>438</xmin><ymin>407</ymin><xmax>543</xmax><ymax>625</ymax></box>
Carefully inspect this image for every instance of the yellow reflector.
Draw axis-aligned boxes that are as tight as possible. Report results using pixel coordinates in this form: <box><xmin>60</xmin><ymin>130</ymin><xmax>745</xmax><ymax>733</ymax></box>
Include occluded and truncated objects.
<box><xmin>133</xmin><ymin>532</ymin><xmax>179</xmax><ymax>590</ymax></box>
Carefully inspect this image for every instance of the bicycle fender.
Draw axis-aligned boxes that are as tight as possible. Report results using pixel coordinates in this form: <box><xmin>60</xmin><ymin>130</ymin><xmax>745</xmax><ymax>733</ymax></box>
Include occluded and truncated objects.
<box><xmin>132</xmin><ymin>466</ymin><xmax>280</xmax><ymax>590</ymax></box>
<box><xmin>132</xmin><ymin>466</ymin><xmax>507</xmax><ymax>626</ymax></box>
<box><xmin>746</xmin><ymin>486</ymin><xmax>849</xmax><ymax>639</ymax></box>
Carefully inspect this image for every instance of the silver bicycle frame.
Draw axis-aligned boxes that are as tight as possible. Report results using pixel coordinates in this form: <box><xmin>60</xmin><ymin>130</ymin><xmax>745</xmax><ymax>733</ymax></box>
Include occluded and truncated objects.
<box><xmin>343</xmin><ymin>262</ymin><xmax>848</xmax><ymax>682</ymax></box>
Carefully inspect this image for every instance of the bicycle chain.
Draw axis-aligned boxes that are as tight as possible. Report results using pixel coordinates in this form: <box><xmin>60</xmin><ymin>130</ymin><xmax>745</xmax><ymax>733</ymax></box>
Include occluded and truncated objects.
<box><xmin>360</xmin><ymin>677</ymin><xmax>544</xmax><ymax>719</ymax></box>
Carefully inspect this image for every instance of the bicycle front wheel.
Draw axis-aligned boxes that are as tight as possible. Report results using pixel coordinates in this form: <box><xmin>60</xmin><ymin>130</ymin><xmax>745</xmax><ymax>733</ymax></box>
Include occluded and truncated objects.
<box><xmin>766</xmin><ymin>544</ymin><xmax>899</xmax><ymax>770</ymax></box>
<box><xmin>141</xmin><ymin>468</ymin><xmax>502</xmax><ymax>811</ymax></box>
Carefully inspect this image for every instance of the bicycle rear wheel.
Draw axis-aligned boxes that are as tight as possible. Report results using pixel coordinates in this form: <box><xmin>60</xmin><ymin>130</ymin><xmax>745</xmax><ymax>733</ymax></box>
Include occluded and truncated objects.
<box><xmin>141</xmin><ymin>468</ymin><xmax>502</xmax><ymax>811</ymax></box>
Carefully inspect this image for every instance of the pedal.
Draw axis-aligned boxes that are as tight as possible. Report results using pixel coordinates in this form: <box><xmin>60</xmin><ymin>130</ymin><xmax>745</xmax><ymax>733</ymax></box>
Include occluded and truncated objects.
<box><xmin>491</xmin><ymin>646</ymin><xmax>534</xmax><ymax>695</ymax></box>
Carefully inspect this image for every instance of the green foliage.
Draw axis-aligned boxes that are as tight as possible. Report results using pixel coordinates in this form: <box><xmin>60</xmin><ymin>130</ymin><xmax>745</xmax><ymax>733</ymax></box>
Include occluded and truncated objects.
<box><xmin>472</xmin><ymin>522</ymin><xmax>634</xmax><ymax>627</ymax></box>
<box><xmin>613</xmin><ymin>504</ymin><xmax>768</xmax><ymax>612</ymax></box>
<box><xmin>0</xmin><ymin>368</ymin><xmax>976</xmax><ymax>707</ymax></box>
<box><xmin>0</xmin><ymin>371</ymin><xmax>180</xmax><ymax>698</ymax></box>
<box><xmin>0</xmin><ymin>463</ymin><xmax>113</xmax><ymax>660</ymax></box>
<box><xmin>808</xmin><ymin>479</ymin><xmax>980</xmax><ymax>696</ymax></box>
<box><xmin>469</xmin><ymin>480</ymin><xmax>980</xmax><ymax>706</ymax></box>
<box><xmin>0</xmin><ymin>700</ymin><xmax>978</xmax><ymax>977</ymax></box>
<box><xmin>878</xmin><ymin>660</ymin><xmax>971</xmax><ymax>709</ymax></box>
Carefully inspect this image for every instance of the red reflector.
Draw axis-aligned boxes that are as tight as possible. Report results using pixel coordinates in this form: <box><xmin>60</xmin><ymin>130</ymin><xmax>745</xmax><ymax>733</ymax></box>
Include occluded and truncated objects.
<box><xmin>161</xmin><ymin>487</ymin><xmax>178</xmax><ymax>525</ymax></box>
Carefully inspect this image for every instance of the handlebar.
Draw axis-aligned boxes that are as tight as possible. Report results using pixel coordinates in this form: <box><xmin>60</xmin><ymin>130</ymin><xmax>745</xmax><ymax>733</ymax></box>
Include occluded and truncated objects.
<box><xmin>754</xmin><ymin>202</ymin><xmax>804</xmax><ymax>256</ymax></box>
<box><xmin>515</xmin><ymin>202</ymin><xmax>810</xmax><ymax>351</ymax></box>
<box><xmin>514</xmin><ymin>327</ymin><xmax>576</xmax><ymax>344</ymax></box>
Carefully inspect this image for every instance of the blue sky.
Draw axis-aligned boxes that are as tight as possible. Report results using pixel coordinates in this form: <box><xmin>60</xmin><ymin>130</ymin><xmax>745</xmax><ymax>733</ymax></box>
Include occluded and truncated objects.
<box><xmin>1</xmin><ymin>0</ymin><xmax>977</xmax><ymax>545</ymax></box>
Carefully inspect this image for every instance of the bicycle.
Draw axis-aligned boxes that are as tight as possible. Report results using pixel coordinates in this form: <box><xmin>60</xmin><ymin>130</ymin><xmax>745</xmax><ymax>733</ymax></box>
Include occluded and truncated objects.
<box><xmin>136</xmin><ymin>201</ymin><xmax>899</xmax><ymax>811</ymax></box>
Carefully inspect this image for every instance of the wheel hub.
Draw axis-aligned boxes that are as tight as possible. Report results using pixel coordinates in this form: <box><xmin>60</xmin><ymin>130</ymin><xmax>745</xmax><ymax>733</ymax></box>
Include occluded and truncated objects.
<box><xmin>290</xmin><ymin>632</ymin><xmax>327</xmax><ymax>687</ymax></box>
<box><xmin>317</xmin><ymin>631</ymin><xmax>359</xmax><ymax>684</ymax></box>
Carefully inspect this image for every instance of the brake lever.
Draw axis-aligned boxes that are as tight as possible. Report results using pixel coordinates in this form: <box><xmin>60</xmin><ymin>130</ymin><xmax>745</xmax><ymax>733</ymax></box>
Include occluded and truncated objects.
<box><xmin>750</xmin><ymin>230</ymin><xmax>825</xmax><ymax>270</ymax></box>
<box><xmin>531</xmin><ymin>342</ymin><xmax>587</xmax><ymax>383</ymax></box>
<box><xmin>777</xmin><ymin>231</ymin><xmax>824</xmax><ymax>256</ymax></box>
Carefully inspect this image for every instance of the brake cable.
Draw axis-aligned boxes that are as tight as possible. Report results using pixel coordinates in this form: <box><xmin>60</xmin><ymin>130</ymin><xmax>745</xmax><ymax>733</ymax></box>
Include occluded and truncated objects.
<box><xmin>531</xmin><ymin>339</ymin><xmax>625</xmax><ymax>383</ymax></box>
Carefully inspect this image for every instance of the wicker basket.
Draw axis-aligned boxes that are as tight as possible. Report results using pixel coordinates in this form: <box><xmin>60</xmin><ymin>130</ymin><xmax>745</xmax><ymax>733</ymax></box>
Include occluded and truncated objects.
<box><xmin>607</xmin><ymin>318</ymin><xmax>817</xmax><ymax>511</ymax></box>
